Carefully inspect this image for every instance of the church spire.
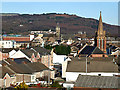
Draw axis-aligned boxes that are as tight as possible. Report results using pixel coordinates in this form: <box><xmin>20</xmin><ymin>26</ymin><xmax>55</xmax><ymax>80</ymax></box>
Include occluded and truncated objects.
<box><xmin>56</xmin><ymin>22</ymin><xmax>61</xmax><ymax>40</ymax></box>
<box><xmin>98</xmin><ymin>11</ymin><xmax>103</xmax><ymax>36</ymax></box>
<box><xmin>95</xmin><ymin>11</ymin><xmax>106</xmax><ymax>53</ymax></box>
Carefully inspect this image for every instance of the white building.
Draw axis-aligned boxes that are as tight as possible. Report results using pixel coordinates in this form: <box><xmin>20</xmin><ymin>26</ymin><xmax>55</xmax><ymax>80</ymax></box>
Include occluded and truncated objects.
<box><xmin>53</xmin><ymin>52</ymin><xmax>68</xmax><ymax>64</ymax></box>
<box><xmin>0</xmin><ymin>40</ymin><xmax>16</xmax><ymax>48</ymax></box>
<box><xmin>9</xmin><ymin>50</ymin><xmax>30</xmax><ymax>60</ymax></box>
<box><xmin>9</xmin><ymin>49</ymin><xmax>17</xmax><ymax>57</ymax></box>
<box><xmin>62</xmin><ymin>57</ymin><xmax>71</xmax><ymax>78</ymax></box>
<box><xmin>65</xmin><ymin>57</ymin><xmax>119</xmax><ymax>82</ymax></box>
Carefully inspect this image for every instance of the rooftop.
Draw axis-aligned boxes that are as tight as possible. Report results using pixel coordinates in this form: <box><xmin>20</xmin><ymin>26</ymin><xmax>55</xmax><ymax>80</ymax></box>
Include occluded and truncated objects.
<box><xmin>66</xmin><ymin>57</ymin><xmax>118</xmax><ymax>72</ymax></box>
<box><xmin>75</xmin><ymin>75</ymin><xmax>120</xmax><ymax>88</ymax></box>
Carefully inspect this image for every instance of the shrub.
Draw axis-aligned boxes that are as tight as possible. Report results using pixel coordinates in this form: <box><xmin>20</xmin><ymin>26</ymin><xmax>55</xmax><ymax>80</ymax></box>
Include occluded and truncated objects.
<box><xmin>50</xmin><ymin>81</ymin><xmax>62</xmax><ymax>88</ymax></box>
<box><xmin>15</xmin><ymin>82</ymin><xmax>28</xmax><ymax>89</ymax></box>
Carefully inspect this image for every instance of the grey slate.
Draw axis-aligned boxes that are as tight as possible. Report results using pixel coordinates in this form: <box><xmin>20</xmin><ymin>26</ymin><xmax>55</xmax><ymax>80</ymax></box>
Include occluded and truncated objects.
<box><xmin>66</xmin><ymin>57</ymin><xmax>118</xmax><ymax>72</ymax></box>
<box><xmin>74</xmin><ymin>75</ymin><xmax>120</xmax><ymax>88</ymax></box>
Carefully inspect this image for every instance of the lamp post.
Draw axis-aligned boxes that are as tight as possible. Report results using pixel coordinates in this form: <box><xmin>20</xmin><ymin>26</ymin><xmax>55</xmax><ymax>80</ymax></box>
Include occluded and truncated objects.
<box><xmin>48</xmin><ymin>54</ymin><xmax>50</xmax><ymax>86</ymax></box>
<box><xmin>86</xmin><ymin>55</ymin><xmax>88</xmax><ymax>75</ymax></box>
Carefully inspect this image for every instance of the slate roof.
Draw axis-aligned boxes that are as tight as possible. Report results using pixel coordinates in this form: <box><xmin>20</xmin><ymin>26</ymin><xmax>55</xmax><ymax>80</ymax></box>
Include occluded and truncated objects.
<box><xmin>79</xmin><ymin>46</ymin><xmax>104</xmax><ymax>56</ymax></box>
<box><xmin>33</xmin><ymin>47</ymin><xmax>51</xmax><ymax>55</ymax></box>
<box><xmin>66</xmin><ymin>57</ymin><xmax>118</xmax><ymax>72</ymax></box>
<box><xmin>2</xmin><ymin>59</ymin><xmax>49</xmax><ymax>76</ymax></box>
<box><xmin>74</xmin><ymin>75</ymin><xmax>120</xmax><ymax>88</ymax></box>
<box><xmin>0</xmin><ymin>48</ymin><xmax>16</xmax><ymax>53</ymax></box>
<box><xmin>14</xmin><ymin>58</ymin><xmax>31</xmax><ymax>64</ymax></box>
<box><xmin>2</xmin><ymin>66</ymin><xmax>15</xmax><ymax>78</ymax></box>
<box><xmin>16</xmin><ymin>41</ymin><xmax>30</xmax><ymax>43</ymax></box>
<box><xmin>92</xmin><ymin>47</ymin><xmax>104</xmax><ymax>54</ymax></box>
<box><xmin>0</xmin><ymin>66</ymin><xmax>2</xmax><ymax>78</ymax></box>
<box><xmin>21</xmin><ymin>49</ymin><xmax>37</xmax><ymax>58</ymax></box>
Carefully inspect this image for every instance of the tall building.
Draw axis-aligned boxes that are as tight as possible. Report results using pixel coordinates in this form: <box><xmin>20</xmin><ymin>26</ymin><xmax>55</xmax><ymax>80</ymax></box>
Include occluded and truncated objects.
<box><xmin>95</xmin><ymin>11</ymin><xmax>106</xmax><ymax>53</ymax></box>
<box><xmin>56</xmin><ymin>22</ymin><xmax>61</xmax><ymax>40</ymax></box>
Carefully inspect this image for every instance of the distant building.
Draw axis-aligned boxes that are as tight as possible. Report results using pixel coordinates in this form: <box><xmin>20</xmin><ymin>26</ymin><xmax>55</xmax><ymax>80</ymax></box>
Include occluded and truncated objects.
<box><xmin>3</xmin><ymin>37</ymin><xmax>31</xmax><ymax>48</ymax></box>
<box><xmin>56</xmin><ymin>22</ymin><xmax>61</xmax><ymax>40</ymax></box>
<box><xmin>78</xmin><ymin>45</ymin><xmax>108</xmax><ymax>57</ymax></box>
<box><xmin>3</xmin><ymin>37</ymin><xmax>30</xmax><ymax>41</ymax></box>
<box><xmin>0</xmin><ymin>40</ymin><xmax>16</xmax><ymax>48</ymax></box>
<box><xmin>0</xmin><ymin>48</ymin><xmax>16</xmax><ymax>61</ymax></box>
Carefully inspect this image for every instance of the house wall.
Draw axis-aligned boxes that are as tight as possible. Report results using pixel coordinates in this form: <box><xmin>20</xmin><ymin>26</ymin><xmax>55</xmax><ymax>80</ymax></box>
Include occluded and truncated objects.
<box><xmin>0</xmin><ymin>79</ymin><xmax>3</xmax><ymax>88</ymax></box>
<box><xmin>16</xmin><ymin>74</ymin><xmax>31</xmax><ymax>83</ymax></box>
<box><xmin>111</xmin><ymin>50</ymin><xmax>120</xmax><ymax>55</ymax></box>
<box><xmin>15</xmin><ymin>43</ymin><xmax>29</xmax><ymax>48</ymax></box>
<box><xmin>39</xmin><ymin>70</ymin><xmax>55</xmax><ymax>79</ymax></box>
<box><xmin>15</xmin><ymin>43</ymin><xmax>21</xmax><ymax>48</ymax></box>
<box><xmin>63</xmin><ymin>83</ymin><xmax>74</xmax><ymax>88</ymax></box>
<box><xmin>41</xmin><ymin>55</ymin><xmax>52</xmax><ymax>68</ymax></box>
<box><xmin>0</xmin><ymin>40</ymin><xmax>15</xmax><ymax>48</ymax></box>
<box><xmin>3</xmin><ymin>73</ymin><xmax>15</xmax><ymax>88</ymax></box>
<box><xmin>66</xmin><ymin>72</ymin><xmax>119</xmax><ymax>82</ymax></box>
<box><xmin>31</xmin><ymin>53</ymin><xmax>36</xmax><ymax>62</ymax></box>
<box><xmin>50</xmin><ymin>70</ymin><xmax>55</xmax><ymax>79</ymax></box>
<box><xmin>53</xmin><ymin>52</ymin><xmax>67</xmax><ymax>64</ymax></box>
<box><xmin>10</xmin><ymin>77</ymin><xmax>16</xmax><ymax>85</ymax></box>
<box><xmin>0</xmin><ymin>52</ymin><xmax>2</xmax><ymax>61</ymax></box>
<box><xmin>62</xmin><ymin>58</ymin><xmax>71</xmax><ymax>78</ymax></box>
<box><xmin>33</xmin><ymin>72</ymin><xmax>41</xmax><ymax>78</ymax></box>
<box><xmin>1</xmin><ymin>53</ymin><xmax>9</xmax><ymax>60</ymax></box>
<box><xmin>9</xmin><ymin>50</ymin><xmax>16</xmax><ymax>57</ymax></box>
<box><xmin>34</xmin><ymin>70</ymin><xmax>55</xmax><ymax>79</ymax></box>
<box><xmin>10</xmin><ymin>50</ymin><xmax>30</xmax><ymax>60</ymax></box>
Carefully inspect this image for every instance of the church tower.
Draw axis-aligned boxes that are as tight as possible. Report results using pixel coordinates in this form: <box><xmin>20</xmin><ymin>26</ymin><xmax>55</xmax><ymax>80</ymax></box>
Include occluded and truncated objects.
<box><xmin>95</xmin><ymin>11</ymin><xmax>106</xmax><ymax>53</ymax></box>
<box><xmin>56</xmin><ymin>22</ymin><xmax>61</xmax><ymax>40</ymax></box>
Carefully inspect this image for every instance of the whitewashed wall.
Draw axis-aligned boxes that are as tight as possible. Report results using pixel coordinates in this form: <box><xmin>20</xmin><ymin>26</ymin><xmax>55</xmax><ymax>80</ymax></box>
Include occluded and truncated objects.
<box><xmin>9</xmin><ymin>50</ymin><xmax>16</xmax><ymax>57</ymax></box>
<box><xmin>62</xmin><ymin>58</ymin><xmax>71</xmax><ymax>78</ymax></box>
<box><xmin>10</xmin><ymin>50</ymin><xmax>29</xmax><ymax>60</ymax></box>
<box><xmin>0</xmin><ymin>40</ymin><xmax>16</xmax><ymax>48</ymax></box>
<box><xmin>0</xmin><ymin>79</ymin><xmax>3</xmax><ymax>88</ymax></box>
<box><xmin>53</xmin><ymin>52</ymin><xmax>67</xmax><ymax>64</ymax></box>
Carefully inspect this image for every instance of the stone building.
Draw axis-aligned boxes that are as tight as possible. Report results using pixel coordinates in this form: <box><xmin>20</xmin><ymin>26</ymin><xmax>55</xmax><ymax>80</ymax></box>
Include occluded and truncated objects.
<box><xmin>94</xmin><ymin>11</ymin><xmax>106</xmax><ymax>53</ymax></box>
<box><xmin>56</xmin><ymin>22</ymin><xmax>61</xmax><ymax>40</ymax></box>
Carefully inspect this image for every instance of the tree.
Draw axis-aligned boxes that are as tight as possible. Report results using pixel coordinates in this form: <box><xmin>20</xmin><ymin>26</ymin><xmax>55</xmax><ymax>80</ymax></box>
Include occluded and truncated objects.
<box><xmin>54</xmin><ymin>45</ymin><xmax>71</xmax><ymax>55</ymax></box>
<box><xmin>44</xmin><ymin>45</ymin><xmax>52</xmax><ymax>50</ymax></box>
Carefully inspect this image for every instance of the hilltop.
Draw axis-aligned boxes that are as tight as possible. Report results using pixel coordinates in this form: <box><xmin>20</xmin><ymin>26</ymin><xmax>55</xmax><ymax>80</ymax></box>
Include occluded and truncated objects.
<box><xmin>2</xmin><ymin>13</ymin><xmax>119</xmax><ymax>37</ymax></box>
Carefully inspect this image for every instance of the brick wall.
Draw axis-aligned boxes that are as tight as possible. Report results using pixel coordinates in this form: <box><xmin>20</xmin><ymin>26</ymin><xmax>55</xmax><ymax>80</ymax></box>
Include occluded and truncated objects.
<box><xmin>41</xmin><ymin>55</ymin><xmax>52</xmax><ymax>68</ymax></box>
<box><xmin>90</xmin><ymin>54</ymin><xmax>108</xmax><ymax>57</ymax></box>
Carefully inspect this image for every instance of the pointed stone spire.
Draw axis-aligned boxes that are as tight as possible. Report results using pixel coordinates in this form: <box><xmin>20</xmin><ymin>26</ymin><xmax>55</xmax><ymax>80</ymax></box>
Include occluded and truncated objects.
<box><xmin>98</xmin><ymin>11</ymin><xmax>103</xmax><ymax>36</ymax></box>
<box><xmin>56</xmin><ymin>22</ymin><xmax>61</xmax><ymax>40</ymax></box>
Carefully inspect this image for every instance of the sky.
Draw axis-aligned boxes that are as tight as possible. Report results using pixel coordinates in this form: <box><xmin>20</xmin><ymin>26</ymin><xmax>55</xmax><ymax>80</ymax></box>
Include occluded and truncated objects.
<box><xmin>1</xmin><ymin>2</ymin><xmax>119</xmax><ymax>25</ymax></box>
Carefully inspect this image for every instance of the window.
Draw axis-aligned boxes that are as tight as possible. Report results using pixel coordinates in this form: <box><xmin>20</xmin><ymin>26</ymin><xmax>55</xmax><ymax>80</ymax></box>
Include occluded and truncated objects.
<box><xmin>87</xmin><ymin>62</ymin><xmax>90</xmax><ymax>64</ymax></box>
<box><xmin>32</xmin><ymin>76</ymin><xmax>34</xmax><ymax>80</ymax></box>
<box><xmin>99</xmin><ymin>39</ymin><xmax>100</xmax><ymax>48</ymax></box>
<box><xmin>102</xmin><ymin>39</ymin><xmax>103</xmax><ymax>49</ymax></box>
<box><xmin>31</xmin><ymin>75</ymin><xmax>36</xmax><ymax>81</ymax></box>
<box><xmin>98</xmin><ymin>74</ymin><xmax>101</xmax><ymax>76</ymax></box>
